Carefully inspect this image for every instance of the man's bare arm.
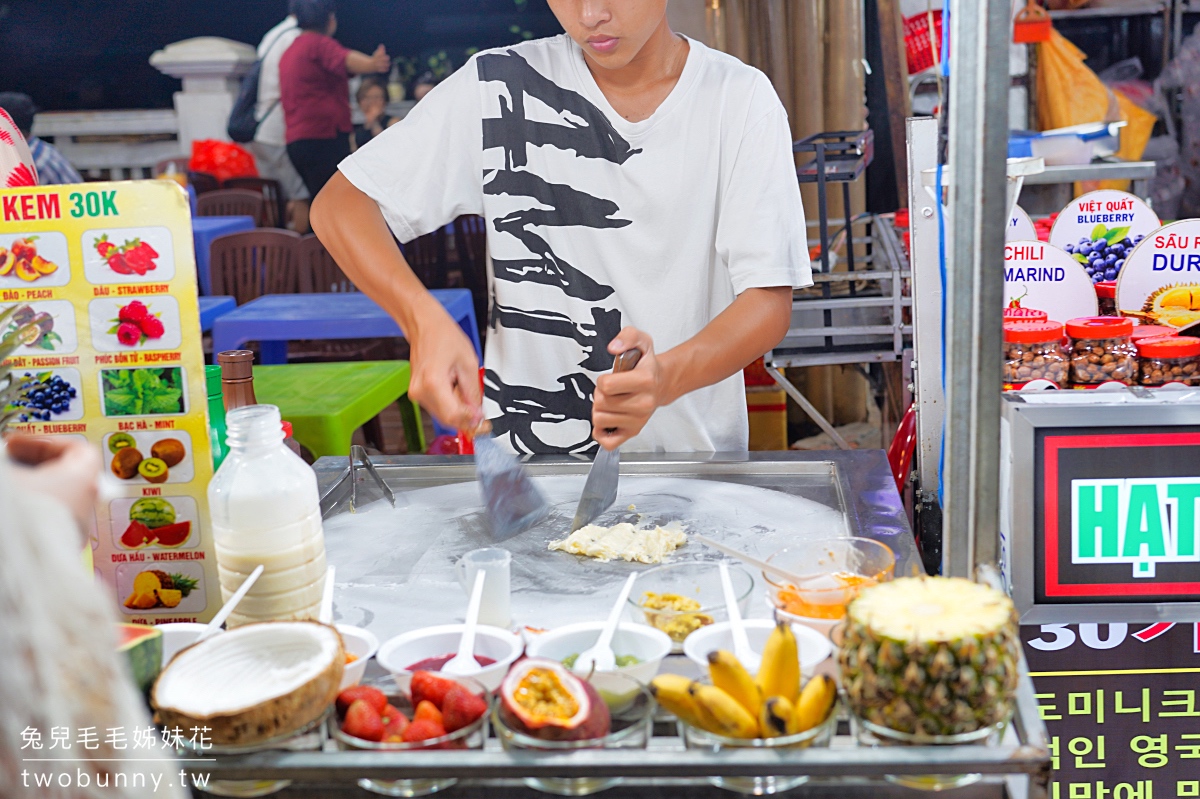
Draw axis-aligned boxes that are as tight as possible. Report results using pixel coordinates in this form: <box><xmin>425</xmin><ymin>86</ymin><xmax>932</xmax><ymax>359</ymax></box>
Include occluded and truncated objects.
<box><xmin>310</xmin><ymin>172</ymin><xmax>481</xmax><ymax>429</ymax></box>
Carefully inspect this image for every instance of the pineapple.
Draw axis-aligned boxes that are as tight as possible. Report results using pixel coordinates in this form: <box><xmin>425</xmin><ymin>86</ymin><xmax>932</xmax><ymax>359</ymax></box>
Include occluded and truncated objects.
<box><xmin>838</xmin><ymin>576</ymin><xmax>1020</xmax><ymax>737</ymax></box>
<box><xmin>150</xmin><ymin>570</ymin><xmax>198</xmax><ymax>597</ymax></box>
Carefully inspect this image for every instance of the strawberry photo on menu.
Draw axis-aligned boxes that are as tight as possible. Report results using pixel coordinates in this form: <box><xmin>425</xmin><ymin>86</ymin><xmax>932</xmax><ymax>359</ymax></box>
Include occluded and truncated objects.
<box><xmin>83</xmin><ymin>226</ymin><xmax>176</xmax><ymax>283</ymax></box>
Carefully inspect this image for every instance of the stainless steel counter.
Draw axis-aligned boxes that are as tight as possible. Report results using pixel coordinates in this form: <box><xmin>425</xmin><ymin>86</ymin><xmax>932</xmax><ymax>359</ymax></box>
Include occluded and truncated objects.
<box><xmin>184</xmin><ymin>452</ymin><xmax>1046</xmax><ymax>798</ymax></box>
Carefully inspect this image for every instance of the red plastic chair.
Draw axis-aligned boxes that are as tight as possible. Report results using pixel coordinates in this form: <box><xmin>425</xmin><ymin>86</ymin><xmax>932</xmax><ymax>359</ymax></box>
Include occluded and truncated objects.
<box><xmin>886</xmin><ymin>402</ymin><xmax>918</xmax><ymax>495</ymax></box>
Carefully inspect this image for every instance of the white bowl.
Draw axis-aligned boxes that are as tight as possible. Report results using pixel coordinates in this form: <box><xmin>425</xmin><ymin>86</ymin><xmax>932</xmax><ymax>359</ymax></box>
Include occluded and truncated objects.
<box><xmin>525</xmin><ymin>621</ymin><xmax>672</xmax><ymax>686</ymax></box>
<box><xmin>157</xmin><ymin>622</ymin><xmax>211</xmax><ymax>664</ymax></box>
<box><xmin>376</xmin><ymin>624</ymin><xmax>523</xmax><ymax>693</ymax></box>
<box><xmin>336</xmin><ymin>624</ymin><xmax>379</xmax><ymax>690</ymax></box>
<box><xmin>682</xmin><ymin>619</ymin><xmax>832</xmax><ymax>677</ymax></box>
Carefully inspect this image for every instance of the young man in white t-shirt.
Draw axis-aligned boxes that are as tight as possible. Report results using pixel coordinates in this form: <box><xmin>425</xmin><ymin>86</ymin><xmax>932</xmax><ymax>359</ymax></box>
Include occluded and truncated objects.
<box><xmin>311</xmin><ymin>0</ymin><xmax>811</xmax><ymax>455</ymax></box>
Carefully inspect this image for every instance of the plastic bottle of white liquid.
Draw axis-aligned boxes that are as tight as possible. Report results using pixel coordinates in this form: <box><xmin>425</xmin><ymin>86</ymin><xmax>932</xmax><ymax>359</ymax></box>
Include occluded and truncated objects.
<box><xmin>208</xmin><ymin>404</ymin><xmax>327</xmax><ymax>627</ymax></box>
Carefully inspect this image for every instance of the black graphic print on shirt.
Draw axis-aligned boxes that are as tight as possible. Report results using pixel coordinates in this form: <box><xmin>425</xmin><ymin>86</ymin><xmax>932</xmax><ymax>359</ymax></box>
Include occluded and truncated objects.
<box><xmin>477</xmin><ymin>50</ymin><xmax>639</xmax><ymax>454</ymax></box>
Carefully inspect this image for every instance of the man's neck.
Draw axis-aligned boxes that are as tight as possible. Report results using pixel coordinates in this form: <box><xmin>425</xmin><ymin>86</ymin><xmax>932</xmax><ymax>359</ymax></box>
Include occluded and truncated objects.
<box><xmin>583</xmin><ymin>18</ymin><xmax>684</xmax><ymax>95</ymax></box>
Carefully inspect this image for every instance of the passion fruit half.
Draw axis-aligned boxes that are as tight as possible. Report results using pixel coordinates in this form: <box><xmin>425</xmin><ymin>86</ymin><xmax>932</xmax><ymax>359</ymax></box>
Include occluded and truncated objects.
<box><xmin>137</xmin><ymin>457</ymin><xmax>169</xmax><ymax>484</ymax></box>
<box><xmin>498</xmin><ymin>658</ymin><xmax>610</xmax><ymax>742</ymax></box>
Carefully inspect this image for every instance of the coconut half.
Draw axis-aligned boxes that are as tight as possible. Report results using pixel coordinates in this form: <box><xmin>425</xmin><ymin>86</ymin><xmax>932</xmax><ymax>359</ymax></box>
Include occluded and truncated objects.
<box><xmin>152</xmin><ymin>620</ymin><xmax>344</xmax><ymax>746</ymax></box>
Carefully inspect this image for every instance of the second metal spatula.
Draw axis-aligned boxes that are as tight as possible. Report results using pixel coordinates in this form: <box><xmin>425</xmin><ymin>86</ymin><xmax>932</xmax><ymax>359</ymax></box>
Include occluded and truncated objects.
<box><xmin>474</xmin><ymin>420</ymin><xmax>549</xmax><ymax>541</ymax></box>
<box><xmin>571</xmin><ymin>348</ymin><xmax>643</xmax><ymax>532</ymax></box>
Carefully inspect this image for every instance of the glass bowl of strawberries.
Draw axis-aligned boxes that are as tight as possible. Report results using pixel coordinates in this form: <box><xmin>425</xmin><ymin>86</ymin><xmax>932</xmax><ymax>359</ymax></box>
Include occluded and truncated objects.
<box><xmin>330</xmin><ymin>672</ymin><xmax>491</xmax><ymax>797</ymax></box>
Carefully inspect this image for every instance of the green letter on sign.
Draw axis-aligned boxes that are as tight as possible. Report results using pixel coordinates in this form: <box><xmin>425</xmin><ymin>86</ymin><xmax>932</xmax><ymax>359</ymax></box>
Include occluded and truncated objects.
<box><xmin>1167</xmin><ymin>483</ymin><xmax>1200</xmax><ymax>557</ymax></box>
<box><xmin>1123</xmin><ymin>484</ymin><xmax>1167</xmax><ymax>558</ymax></box>
<box><xmin>1077</xmin><ymin>483</ymin><xmax>1120</xmax><ymax>558</ymax></box>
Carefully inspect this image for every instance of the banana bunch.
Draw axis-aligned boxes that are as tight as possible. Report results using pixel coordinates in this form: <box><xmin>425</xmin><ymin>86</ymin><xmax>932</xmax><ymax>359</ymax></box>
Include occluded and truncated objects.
<box><xmin>650</xmin><ymin>620</ymin><xmax>838</xmax><ymax>740</ymax></box>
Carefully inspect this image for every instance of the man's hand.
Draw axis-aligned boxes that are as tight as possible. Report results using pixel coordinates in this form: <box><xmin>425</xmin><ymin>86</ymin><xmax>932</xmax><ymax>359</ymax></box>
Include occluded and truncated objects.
<box><xmin>5</xmin><ymin>434</ymin><xmax>101</xmax><ymax>528</ymax></box>
<box><xmin>370</xmin><ymin>44</ymin><xmax>391</xmax><ymax>73</ymax></box>
<box><xmin>406</xmin><ymin>299</ymin><xmax>482</xmax><ymax>432</ymax></box>
<box><xmin>592</xmin><ymin>327</ymin><xmax>663</xmax><ymax>450</ymax></box>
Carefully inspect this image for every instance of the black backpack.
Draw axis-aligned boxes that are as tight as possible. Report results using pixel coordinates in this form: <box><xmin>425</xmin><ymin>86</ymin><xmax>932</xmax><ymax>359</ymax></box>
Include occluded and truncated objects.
<box><xmin>227</xmin><ymin>26</ymin><xmax>291</xmax><ymax>143</ymax></box>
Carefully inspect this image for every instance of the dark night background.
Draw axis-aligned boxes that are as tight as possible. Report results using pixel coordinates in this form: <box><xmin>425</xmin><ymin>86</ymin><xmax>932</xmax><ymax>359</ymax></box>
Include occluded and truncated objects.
<box><xmin>0</xmin><ymin>0</ymin><xmax>563</xmax><ymax>111</ymax></box>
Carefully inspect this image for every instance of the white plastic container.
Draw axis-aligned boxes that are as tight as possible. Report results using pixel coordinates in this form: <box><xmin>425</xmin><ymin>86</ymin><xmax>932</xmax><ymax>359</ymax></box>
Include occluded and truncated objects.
<box><xmin>208</xmin><ymin>404</ymin><xmax>327</xmax><ymax>627</ymax></box>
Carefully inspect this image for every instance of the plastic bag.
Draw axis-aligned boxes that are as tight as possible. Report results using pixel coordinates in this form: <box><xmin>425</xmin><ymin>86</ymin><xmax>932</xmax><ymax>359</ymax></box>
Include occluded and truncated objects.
<box><xmin>1037</xmin><ymin>30</ymin><xmax>1156</xmax><ymax>193</ymax></box>
<box><xmin>1037</xmin><ymin>30</ymin><xmax>1120</xmax><ymax>130</ymax></box>
<box><xmin>188</xmin><ymin>139</ymin><xmax>258</xmax><ymax>182</ymax></box>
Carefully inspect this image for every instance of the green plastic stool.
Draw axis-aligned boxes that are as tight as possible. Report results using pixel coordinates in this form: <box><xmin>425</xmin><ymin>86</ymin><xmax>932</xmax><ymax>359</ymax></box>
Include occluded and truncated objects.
<box><xmin>253</xmin><ymin>361</ymin><xmax>424</xmax><ymax>458</ymax></box>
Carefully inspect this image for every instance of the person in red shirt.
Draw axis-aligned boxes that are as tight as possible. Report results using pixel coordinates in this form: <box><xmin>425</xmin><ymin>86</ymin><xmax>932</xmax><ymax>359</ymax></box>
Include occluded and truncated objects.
<box><xmin>279</xmin><ymin>0</ymin><xmax>390</xmax><ymax>197</ymax></box>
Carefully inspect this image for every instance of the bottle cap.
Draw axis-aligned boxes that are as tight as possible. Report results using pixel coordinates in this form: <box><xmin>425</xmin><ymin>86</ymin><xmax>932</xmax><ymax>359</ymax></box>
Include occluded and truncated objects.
<box><xmin>217</xmin><ymin>350</ymin><xmax>254</xmax><ymax>380</ymax></box>
<box><xmin>1136</xmin><ymin>335</ymin><xmax>1200</xmax><ymax>359</ymax></box>
<box><xmin>205</xmin><ymin>364</ymin><xmax>222</xmax><ymax>398</ymax></box>
<box><xmin>282</xmin><ymin>421</ymin><xmax>294</xmax><ymax>439</ymax></box>
<box><xmin>1003</xmin><ymin>320</ymin><xmax>1064</xmax><ymax>343</ymax></box>
<box><xmin>1066</xmin><ymin>316</ymin><xmax>1134</xmax><ymax>339</ymax></box>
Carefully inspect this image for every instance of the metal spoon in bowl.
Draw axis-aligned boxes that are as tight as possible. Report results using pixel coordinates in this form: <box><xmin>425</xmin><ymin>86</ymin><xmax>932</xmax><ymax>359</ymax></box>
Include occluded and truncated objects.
<box><xmin>719</xmin><ymin>561</ymin><xmax>760</xmax><ymax>673</ymax></box>
<box><xmin>572</xmin><ymin>572</ymin><xmax>638</xmax><ymax>676</ymax></box>
<box><xmin>442</xmin><ymin>570</ymin><xmax>486</xmax><ymax>677</ymax></box>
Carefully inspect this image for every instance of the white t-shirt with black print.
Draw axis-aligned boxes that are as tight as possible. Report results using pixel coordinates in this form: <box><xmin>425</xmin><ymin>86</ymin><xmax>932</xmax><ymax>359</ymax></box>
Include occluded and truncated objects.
<box><xmin>339</xmin><ymin>34</ymin><xmax>811</xmax><ymax>455</ymax></box>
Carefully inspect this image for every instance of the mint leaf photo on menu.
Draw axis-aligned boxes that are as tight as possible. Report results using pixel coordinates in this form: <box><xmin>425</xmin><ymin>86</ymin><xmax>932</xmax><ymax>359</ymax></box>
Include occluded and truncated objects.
<box><xmin>101</xmin><ymin>367</ymin><xmax>184</xmax><ymax>416</ymax></box>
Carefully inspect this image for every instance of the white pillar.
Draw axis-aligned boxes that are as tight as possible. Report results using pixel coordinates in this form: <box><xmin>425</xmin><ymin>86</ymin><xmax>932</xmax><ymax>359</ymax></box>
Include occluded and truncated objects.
<box><xmin>150</xmin><ymin>37</ymin><xmax>256</xmax><ymax>153</ymax></box>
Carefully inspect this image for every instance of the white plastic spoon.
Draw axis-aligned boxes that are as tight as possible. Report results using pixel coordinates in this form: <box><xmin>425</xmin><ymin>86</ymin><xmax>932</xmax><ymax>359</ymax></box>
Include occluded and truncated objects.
<box><xmin>197</xmin><ymin>565</ymin><xmax>263</xmax><ymax>642</ymax></box>
<box><xmin>720</xmin><ymin>561</ymin><xmax>760</xmax><ymax>673</ymax></box>
<box><xmin>318</xmin><ymin>565</ymin><xmax>336</xmax><ymax>624</ymax></box>
<box><xmin>442</xmin><ymin>570</ymin><xmax>486</xmax><ymax>677</ymax></box>
<box><xmin>572</xmin><ymin>572</ymin><xmax>638</xmax><ymax>676</ymax></box>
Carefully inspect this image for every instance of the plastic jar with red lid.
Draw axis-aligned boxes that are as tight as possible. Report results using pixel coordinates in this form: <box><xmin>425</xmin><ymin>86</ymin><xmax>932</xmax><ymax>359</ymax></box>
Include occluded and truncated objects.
<box><xmin>1066</xmin><ymin>316</ymin><xmax>1136</xmax><ymax>385</ymax></box>
<box><xmin>1094</xmin><ymin>281</ymin><xmax>1117</xmax><ymax>316</ymax></box>
<box><xmin>1003</xmin><ymin>306</ymin><xmax>1049</xmax><ymax>323</ymax></box>
<box><xmin>1135</xmin><ymin>335</ymin><xmax>1200</xmax><ymax>386</ymax></box>
<box><xmin>1003</xmin><ymin>320</ymin><xmax>1066</xmax><ymax>389</ymax></box>
<box><xmin>1130</xmin><ymin>325</ymin><xmax>1177</xmax><ymax>344</ymax></box>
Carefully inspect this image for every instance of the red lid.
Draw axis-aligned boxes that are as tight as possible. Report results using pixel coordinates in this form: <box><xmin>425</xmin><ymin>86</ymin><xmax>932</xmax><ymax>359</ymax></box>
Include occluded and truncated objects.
<box><xmin>1136</xmin><ymin>335</ymin><xmax>1200</xmax><ymax>359</ymax></box>
<box><xmin>1003</xmin><ymin>306</ymin><xmax>1049</xmax><ymax>322</ymax></box>
<box><xmin>1130</xmin><ymin>325</ymin><xmax>1177</xmax><ymax>342</ymax></box>
<box><xmin>1094</xmin><ymin>281</ymin><xmax>1116</xmax><ymax>299</ymax></box>
<box><xmin>1004</xmin><ymin>319</ymin><xmax>1064</xmax><ymax>343</ymax></box>
<box><xmin>281</xmin><ymin>420</ymin><xmax>294</xmax><ymax>439</ymax></box>
<box><xmin>1066</xmin><ymin>316</ymin><xmax>1134</xmax><ymax>339</ymax></box>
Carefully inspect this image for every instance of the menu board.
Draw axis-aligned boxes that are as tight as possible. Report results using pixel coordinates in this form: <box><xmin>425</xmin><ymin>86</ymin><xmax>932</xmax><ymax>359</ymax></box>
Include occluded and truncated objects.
<box><xmin>1048</xmin><ymin>190</ymin><xmax>1161</xmax><ymax>254</ymax></box>
<box><xmin>1116</xmin><ymin>219</ymin><xmax>1200</xmax><ymax>330</ymax></box>
<box><xmin>1004</xmin><ymin>240</ymin><xmax>1098</xmax><ymax>323</ymax></box>
<box><xmin>0</xmin><ymin>180</ymin><xmax>217</xmax><ymax>623</ymax></box>
<box><xmin>1023</xmin><ymin>622</ymin><xmax>1200</xmax><ymax>799</ymax></box>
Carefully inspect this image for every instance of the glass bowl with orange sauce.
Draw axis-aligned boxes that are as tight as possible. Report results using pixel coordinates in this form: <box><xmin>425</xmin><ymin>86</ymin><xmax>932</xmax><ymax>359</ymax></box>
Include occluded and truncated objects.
<box><xmin>764</xmin><ymin>538</ymin><xmax>896</xmax><ymax>633</ymax></box>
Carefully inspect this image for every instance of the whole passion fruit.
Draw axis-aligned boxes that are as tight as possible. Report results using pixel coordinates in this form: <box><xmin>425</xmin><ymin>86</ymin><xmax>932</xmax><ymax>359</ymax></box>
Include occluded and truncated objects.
<box><xmin>499</xmin><ymin>658</ymin><xmax>611</xmax><ymax>742</ymax></box>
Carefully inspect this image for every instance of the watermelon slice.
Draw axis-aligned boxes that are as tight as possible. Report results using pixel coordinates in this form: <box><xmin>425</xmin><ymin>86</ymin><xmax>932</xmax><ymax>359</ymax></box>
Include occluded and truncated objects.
<box><xmin>120</xmin><ymin>520</ymin><xmax>152</xmax><ymax>549</ymax></box>
<box><xmin>151</xmin><ymin>521</ymin><xmax>191</xmax><ymax>548</ymax></box>
<box><xmin>116</xmin><ymin>623</ymin><xmax>162</xmax><ymax>695</ymax></box>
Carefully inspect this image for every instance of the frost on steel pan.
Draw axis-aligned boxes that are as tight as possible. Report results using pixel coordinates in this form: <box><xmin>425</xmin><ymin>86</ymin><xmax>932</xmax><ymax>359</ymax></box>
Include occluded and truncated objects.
<box><xmin>477</xmin><ymin>50</ymin><xmax>640</xmax><ymax>454</ymax></box>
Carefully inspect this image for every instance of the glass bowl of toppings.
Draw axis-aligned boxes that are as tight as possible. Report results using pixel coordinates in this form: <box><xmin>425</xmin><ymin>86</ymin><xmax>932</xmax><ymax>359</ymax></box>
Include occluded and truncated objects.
<box><xmin>525</xmin><ymin>620</ymin><xmax>672</xmax><ymax>686</ymax></box>
<box><xmin>627</xmin><ymin>562</ymin><xmax>753</xmax><ymax>652</ymax></box>
<box><xmin>330</xmin><ymin>674</ymin><xmax>491</xmax><ymax>797</ymax></box>
<box><xmin>493</xmin><ymin>660</ymin><xmax>654</xmax><ymax>796</ymax></box>
<box><xmin>764</xmin><ymin>538</ymin><xmax>896</xmax><ymax>635</ymax></box>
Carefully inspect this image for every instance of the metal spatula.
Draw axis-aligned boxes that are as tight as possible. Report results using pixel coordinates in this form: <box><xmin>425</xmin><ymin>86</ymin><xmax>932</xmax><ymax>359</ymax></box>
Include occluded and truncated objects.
<box><xmin>474</xmin><ymin>419</ymin><xmax>550</xmax><ymax>541</ymax></box>
<box><xmin>570</xmin><ymin>348</ymin><xmax>643</xmax><ymax>532</ymax></box>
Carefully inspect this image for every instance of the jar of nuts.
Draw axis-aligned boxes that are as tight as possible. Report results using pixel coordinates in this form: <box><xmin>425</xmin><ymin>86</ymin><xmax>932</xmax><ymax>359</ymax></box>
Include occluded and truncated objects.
<box><xmin>1066</xmin><ymin>316</ymin><xmax>1136</xmax><ymax>386</ymax></box>
<box><xmin>1003</xmin><ymin>320</ymin><xmax>1067</xmax><ymax>389</ymax></box>
<box><xmin>1135</xmin><ymin>335</ymin><xmax>1200</xmax><ymax>387</ymax></box>
<box><xmin>1094</xmin><ymin>281</ymin><xmax>1117</xmax><ymax>316</ymax></box>
<box><xmin>1003</xmin><ymin>306</ymin><xmax>1049</xmax><ymax>323</ymax></box>
<box><xmin>1130</xmin><ymin>325</ymin><xmax>1177</xmax><ymax>345</ymax></box>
